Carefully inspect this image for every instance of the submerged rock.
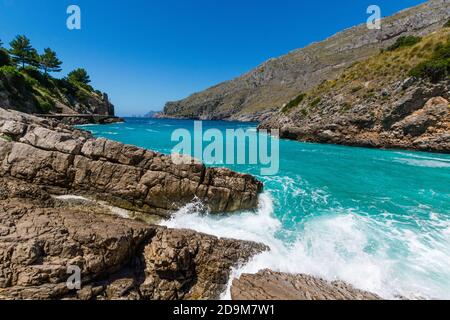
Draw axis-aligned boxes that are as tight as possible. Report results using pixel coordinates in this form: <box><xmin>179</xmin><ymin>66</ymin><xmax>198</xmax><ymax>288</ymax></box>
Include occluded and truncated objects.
<box><xmin>231</xmin><ymin>270</ymin><xmax>381</xmax><ymax>300</ymax></box>
<box><xmin>0</xmin><ymin>108</ymin><xmax>263</xmax><ymax>217</ymax></box>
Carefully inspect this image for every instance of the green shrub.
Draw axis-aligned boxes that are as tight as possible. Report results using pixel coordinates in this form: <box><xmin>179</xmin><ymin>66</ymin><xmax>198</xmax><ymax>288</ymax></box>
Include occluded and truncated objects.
<box><xmin>410</xmin><ymin>59</ymin><xmax>450</xmax><ymax>82</ymax></box>
<box><xmin>444</xmin><ymin>19</ymin><xmax>450</xmax><ymax>28</ymax></box>
<box><xmin>0</xmin><ymin>65</ymin><xmax>28</xmax><ymax>89</ymax></box>
<box><xmin>282</xmin><ymin>93</ymin><xmax>306</xmax><ymax>113</ymax></box>
<box><xmin>310</xmin><ymin>97</ymin><xmax>321</xmax><ymax>108</ymax></box>
<box><xmin>34</xmin><ymin>94</ymin><xmax>55</xmax><ymax>112</ymax></box>
<box><xmin>409</xmin><ymin>40</ymin><xmax>450</xmax><ymax>82</ymax></box>
<box><xmin>0</xmin><ymin>134</ymin><xmax>13</xmax><ymax>142</ymax></box>
<box><xmin>0</xmin><ymin>49</ymin><xmax>11</xmax><ymax>67</ymax></box>
<box><xmin>387</xmin><ymin>36</ymin><xmax>422</xmax><ymax>51</ymax></box>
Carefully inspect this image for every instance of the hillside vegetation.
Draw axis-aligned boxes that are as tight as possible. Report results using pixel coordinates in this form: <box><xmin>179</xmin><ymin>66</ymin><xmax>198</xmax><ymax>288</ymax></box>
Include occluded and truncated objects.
<box><xmin>281</xmin><ymin>28</ymin><xmax>450</xmax><ymax>117</ymax></box>
<box><xmin>0</xmin><ymin>35</ymin><xmax>113</xmax><ymax>115</ymax></box>
<box><xmin>259</xmin><ymin>26</ymin><xmax>450</xmax><ymax>152</ymax></box>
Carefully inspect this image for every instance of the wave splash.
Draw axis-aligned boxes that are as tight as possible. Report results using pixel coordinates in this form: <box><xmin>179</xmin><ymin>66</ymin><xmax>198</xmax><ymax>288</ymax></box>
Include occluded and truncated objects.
<box><xmin>161</xmin><ymin>193</ymin><xmax>450</xmax><ymax>300</ymax></box>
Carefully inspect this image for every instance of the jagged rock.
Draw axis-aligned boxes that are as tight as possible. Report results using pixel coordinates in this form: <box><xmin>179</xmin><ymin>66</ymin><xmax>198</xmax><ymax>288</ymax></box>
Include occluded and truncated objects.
<box><xmin>260</xmin><ymin>80</ymin><xmax>450</xmax><ymax>153</ymax></box>
<box><xmin>139</xmin><ymin>228</ymin><xmax>267</xmax><ymax>300</ymax></box>
<box><xmin>231</xmin><ymin>270</ymin><xmax>381</xmax><ymax>300</ymax></box>
<box><xmin>0</xmin><ymin>177</ymin><xmax>267</xmax><ymax>300</ymax></box>
<box><xmin>0</xmin><ymin>108</ymin><xmax>263</xmax><ymax>217</ymax></box>
<box><xmin>392</xmin><ymin>97</ymin><xmax>449</xmax><ymax>137</ymax></box>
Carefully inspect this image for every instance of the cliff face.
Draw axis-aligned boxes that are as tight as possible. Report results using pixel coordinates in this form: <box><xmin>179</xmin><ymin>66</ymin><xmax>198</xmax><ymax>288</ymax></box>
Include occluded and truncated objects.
<box><xmin>161</xmin><ymin>0</ymin><xmax>450</xmax><ymax>121</ymax></box>
<box><xmin>0</xmin><ymin>67</ymin><xmax>114</xmax><ymax>116</ymax></box>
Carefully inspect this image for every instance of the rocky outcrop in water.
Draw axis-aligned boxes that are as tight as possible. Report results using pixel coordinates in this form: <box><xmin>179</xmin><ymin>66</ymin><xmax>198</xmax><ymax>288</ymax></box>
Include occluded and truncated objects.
<box><xmin>0</xmin><ymin>108</ymin><xmax>263</xmax><ymax>217</ymax></box>
<box><xmin>0</xmin><ymin>177</ymin><xmax>266</xmax><ymax>300</ymax></box>
<box><xmin>160</xmin><ymin>0</ymin><xmax>450</xmax><ymax>121</ymax></box>
<box><xmin>231</xmin><ymin>270</ymin><xmax>381</xmax><ymax>300</ymax></box>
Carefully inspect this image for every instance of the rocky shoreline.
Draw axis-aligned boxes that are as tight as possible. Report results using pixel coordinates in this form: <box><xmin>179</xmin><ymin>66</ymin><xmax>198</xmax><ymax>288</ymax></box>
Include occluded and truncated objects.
<box><xmin>231</xmin><ymin>270</ymin><xmax>381</xmax><ymax>300</ymax></box>
<box><xmin>0</xmin><ymin>107</ymin><xmax>384</xmax><ymax>300</ymax></box>
<box><xmin>0</xmin><ymin>107</ymin><xmax>267</xmax><ymax>299</ymax></box>
<box><xmin>0</xmin><ymin>108</ymin><xmax>263</xmax><ymax>217</ymax></box>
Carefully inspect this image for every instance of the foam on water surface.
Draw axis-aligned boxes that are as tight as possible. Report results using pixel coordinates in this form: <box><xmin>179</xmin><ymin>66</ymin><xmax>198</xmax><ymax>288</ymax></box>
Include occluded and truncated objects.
<box><xmin>78</xmin><ymin>118</ymin><xmax>450</xmax><ymax>299</ymax></box>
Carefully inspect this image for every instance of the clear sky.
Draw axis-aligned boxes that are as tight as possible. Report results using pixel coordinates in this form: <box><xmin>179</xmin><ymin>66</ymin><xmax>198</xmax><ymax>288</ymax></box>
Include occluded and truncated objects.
<box><xmin>0</xmin><ymin>0</ymin><xmax>425</xmax><ymax>116</ymax></box>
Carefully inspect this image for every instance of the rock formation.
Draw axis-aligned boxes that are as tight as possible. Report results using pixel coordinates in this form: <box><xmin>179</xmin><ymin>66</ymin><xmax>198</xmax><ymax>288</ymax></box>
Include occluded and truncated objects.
<box><xmin>160</xmin><ymin>0</ymin><xmax>450</xmax><ymax>122</ymax></box>
<box><xmin>231</xmin><ymin>270</ymin><xmax>381</xmax><ymax>300</ymax></box>
<box><xmin>0</xmin><ymin>108</ymin><xmax>263</xmax><ymax>217</ymax></box>
<box><xmin>0</xmin><ymin>177</ymin><xmax>266</xmax><ymax>300</ymax></box>
<box><xmin>260</xmin><ymin>86</ymin><xmax>450</xmax><ymax>153</ymax></box>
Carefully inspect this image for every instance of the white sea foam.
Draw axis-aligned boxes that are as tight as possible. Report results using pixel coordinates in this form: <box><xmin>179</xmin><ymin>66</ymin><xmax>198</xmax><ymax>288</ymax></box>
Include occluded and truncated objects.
<box><xmin>393</xmin><ymin>158</ymin><xmax>450</xmax><ymax>168</ymax></box>
<box><xmin>161</xmin><ymin>193</ymin><xmax>450</xmax><ymax>300</ymax></box>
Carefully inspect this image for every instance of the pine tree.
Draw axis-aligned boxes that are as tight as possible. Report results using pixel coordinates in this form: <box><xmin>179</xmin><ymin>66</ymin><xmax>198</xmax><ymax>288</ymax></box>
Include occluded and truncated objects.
<box><xmin>67</xmin><ymin>68</ymin><xmax>91</xmax><ymax>84</ymax></box>
<box><xmin>40</xmin><ymin>48</ymin><xmax>62</xmax><ymax>74</ymax></box>
<box><xmin>9</xmin><ymin>35</ymin><xmax>38</xmax><ymax>68</ymax></box>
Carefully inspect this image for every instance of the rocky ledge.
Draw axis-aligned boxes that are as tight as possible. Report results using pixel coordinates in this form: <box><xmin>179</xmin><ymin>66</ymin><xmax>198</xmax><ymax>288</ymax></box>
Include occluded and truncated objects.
<box><xmin>231</xmin><ymin>270</ymin><xmax>381</xmax><ymax>300</ymax></box>
<box><xmin>260</xmin><ymin>87</ymin><xmax>450</xmax><ymax>153</ymax></box>
<box><xmin>0</xmin><ymin>177</ymin><xmax>267</xmax><ymax>300</ymax></box>
<box><xmin>0</xmin><ymin>108</ymin><xmax>263</xmax><ymax>217</ymax></box>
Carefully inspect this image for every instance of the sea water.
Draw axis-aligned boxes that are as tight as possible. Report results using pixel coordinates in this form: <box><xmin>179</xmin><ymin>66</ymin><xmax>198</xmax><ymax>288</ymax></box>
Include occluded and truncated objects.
<box><xmin>78</xmin><ymin>118</ymin><xmax>450</xmax><ymax>299</ymax></box>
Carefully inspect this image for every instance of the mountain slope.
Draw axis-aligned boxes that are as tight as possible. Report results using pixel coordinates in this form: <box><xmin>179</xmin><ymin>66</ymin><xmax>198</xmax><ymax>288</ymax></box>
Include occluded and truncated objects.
<box><xmin>259</xmin><ymin>28</ymin><xmax>450</xmax><ymax>152</ymax></box>
<box><xmin>161</xmin><ymin>0</ymin><xmax>450</xmax><ymax>121</ymax></box>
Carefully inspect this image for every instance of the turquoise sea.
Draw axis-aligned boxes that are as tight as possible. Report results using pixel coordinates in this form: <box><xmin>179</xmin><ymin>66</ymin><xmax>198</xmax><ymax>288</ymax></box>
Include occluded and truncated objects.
<box><xmin>79</xmin><ymin>118</ymin><xmax>450</xmax><ymax>299</ymax></box>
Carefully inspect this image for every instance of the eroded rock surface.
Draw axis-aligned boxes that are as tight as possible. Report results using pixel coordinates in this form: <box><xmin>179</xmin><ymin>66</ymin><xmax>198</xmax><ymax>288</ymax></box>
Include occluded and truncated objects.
<box><xmin>231</xmin><ymin>270</ymin><xmax>381</xmax><ymax>300</ymax></box>
<box><xmin>0</xmin><ymin>108</ymin><xmax>263</xmax><ymax>217</ymax></box>
<box><xmin>260</xmin><ymin>83</ymin><xmax>450</xmax><ymax>153</ymax></box>
<box><xmin>0</xmin><ymin>177</ymin><xmax>267</xmax><ymax>300</ymax></box>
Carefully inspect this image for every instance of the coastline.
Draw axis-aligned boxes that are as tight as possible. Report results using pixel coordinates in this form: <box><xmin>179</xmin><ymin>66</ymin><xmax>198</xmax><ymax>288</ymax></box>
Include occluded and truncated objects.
<box><xmin>0</xmin><ymin>107</ymin><xmax>391</xmax><ymax>300</ymax></box>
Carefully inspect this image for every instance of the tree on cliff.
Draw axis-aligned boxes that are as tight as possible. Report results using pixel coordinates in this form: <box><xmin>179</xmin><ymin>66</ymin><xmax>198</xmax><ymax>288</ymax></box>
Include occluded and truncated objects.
<box><xmin>39</xmin><ymin>48</ymin><xmax>62</xmax><ymax>74</ymax></box>
<box><xmin>0</xmin><ymin>38</ymin><xmax>3</xmax><ymax>48</ymax></box>
<box><xmin>9</xmin><ymin>35</ymin><xmax>38</xmax><ymax>69</ymax></box>
<box><xmin>67</xmin><ymin>68</ymin><xmax>91</xmax><ymax>84</ymax></box>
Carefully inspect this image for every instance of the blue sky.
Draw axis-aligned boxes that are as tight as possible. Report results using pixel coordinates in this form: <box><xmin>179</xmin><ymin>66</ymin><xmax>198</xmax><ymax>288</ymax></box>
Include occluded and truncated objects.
<box><xmin>0</xmin><ymin>0</ymin><xmax>425</xmax><ymax>116</ymax></box>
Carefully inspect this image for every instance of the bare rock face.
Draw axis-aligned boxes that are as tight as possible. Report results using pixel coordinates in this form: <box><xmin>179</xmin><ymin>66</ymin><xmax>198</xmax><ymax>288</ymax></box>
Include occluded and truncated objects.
<box><xmin>231</xmin><ymin>270</ymin><xmax>381</xmax><ymax>300</ymax></box>
<box><xmin>0</xmin><ymin>177</ymin><xmax>266</xmax><ymax>300</ymax></box>
<box><xmin>260</xmin><ymin>80</ymin><xmax>450</xmax><ymax>153</ymax></box>
<box><xmin>0</xmin><ymin>108</ymin><xmax>263</xmax><ymax>217</ymax></box>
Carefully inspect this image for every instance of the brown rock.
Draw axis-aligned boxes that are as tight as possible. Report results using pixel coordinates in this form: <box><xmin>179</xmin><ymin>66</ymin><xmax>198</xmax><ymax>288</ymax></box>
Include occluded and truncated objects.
<box><xmin>0</xmin><ymin>177</ymin><xmax>266</xmax><ymax>300</ymax></box>
<box><xmin>0</xmin><ymin>107</ymin><xmax>263</xmax><ymax>217</ymax></box>
<box><xmin>231</xmin><ymin>270</ymin><xmax>381</xmax><ymax>300</ymax></box>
